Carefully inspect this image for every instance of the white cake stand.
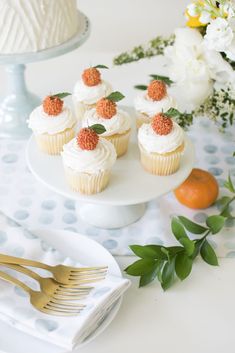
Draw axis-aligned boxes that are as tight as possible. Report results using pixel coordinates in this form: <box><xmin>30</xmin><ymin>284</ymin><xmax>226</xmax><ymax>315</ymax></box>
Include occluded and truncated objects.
<box><xmin>0</xmin><ymin>11</ymin><xmax>90</xmax><ymax>139</ymax></box>
<box><xmin>26</xmin><ymin>108</ymin><xmax>195</xmax><ymax>229</ymax></box>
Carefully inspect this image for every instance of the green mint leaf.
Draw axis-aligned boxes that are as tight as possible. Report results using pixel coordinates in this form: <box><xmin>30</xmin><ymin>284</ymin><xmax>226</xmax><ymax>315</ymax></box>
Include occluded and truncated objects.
<box><xmin>175</xmin><ymin>252</ymin><xmax>193</xmax><ymax>280</ymax></box>
<box><xmin>178</xmin><ymin>216</ymin><xmax>208</xmax><ymax>234</ymax></box>
<box><xmin>134</xmin><ymin>85</ymin><xmax>148</xmax><ymax>90</ymax></box>
<box><xmin>139</xmin><ymin>261</ymin><xmax>160</xmax><ymax>287</ymax></box>
<box><xmin>161</xmin><ymin>258</ymin><xmax>175</xmax><ymax>291</ymax></box>
<box><xmin>94</xmin><ymin>64</ymin><xmax>109</xmax><ymax>69</ymax></box>
<box><xmin>171</xmin><ymin>217</ymin><xmax>188</xmax><ymax>240</ymax></box>
<box><xmin>224</xmin><ymin>174</ymin><xmax>235</xmax><ymax>193</ymax></box>
<box><xmin>179</xmin><ymin>238</ymin><xmax>195</xmax><ymax>256</ymax></box>
<box><xmin>166</xmin><ymin>246</ymin><xmax>184</xmax><ymax>256</ymax></box>
<box><xmin>89</xmin><ymin>124</ymin><xmax>106</xmax><ymax>134</ymax></box>
<box><xmin>191</xmin><ymin>239</ymin><xmax>204</xmax><ymax>260</ymax></box>
<box><xmin>51</xmin><ymin>92</ymin><xmax>71</xmax><ymax>99</ymax></box>
<box><xmin>200</xmin><ymin>240</ymin><xmax>218</xmax><ymax>266</ymax></box>
<box><xmin>216</xmin><ymin>196</ymin><xmax>233</xmax><ymax>218</ymax></box>
<box><xmin>150</xmin><ymin>74</ymin><xmax>173</xmax><ymax>85</ymax></box>
<box><xmin>124</xmin><ymin>259</ymin><xmax>156</xmax><ymax>276</ymax></box>
<box><xmin>130</xmin><ymin>245</ymin><xmax>167</xmax><ymax>260</ymax></box>
<box><xmin>171</xmin><ymin>218</ymin><xmax>195</xmax><ymax>255</ymax></box>
<box><xmin>216</xmin><ymin>196</ymin><xmax>232</xmax><ymax>209</ymax></box>
<box><xmin>106</xmin><ymin>91</ymin><xmax>125</xmax><ymax>102</ymax></box>
<box><xmin>206</xmin><ymin>215</ymin><xmax>225</xmax><ymax>234</ymax></box>
<box><xmin>165</xmin><ymin>108</ymin><xmax>181</xmax><ymax>118</ymax></box>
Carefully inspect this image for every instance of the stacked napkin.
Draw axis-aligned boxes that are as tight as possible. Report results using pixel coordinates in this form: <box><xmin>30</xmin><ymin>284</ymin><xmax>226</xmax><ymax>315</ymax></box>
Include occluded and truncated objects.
<box><xmin>0</xmin><ymin>212</ymin><xmax>129</xmax><ymax>350</ymax></box>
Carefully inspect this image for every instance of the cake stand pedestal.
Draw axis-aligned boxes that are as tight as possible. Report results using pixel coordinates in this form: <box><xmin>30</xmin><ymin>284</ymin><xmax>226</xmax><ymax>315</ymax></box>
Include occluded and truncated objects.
<box><xmin>26</xmin><ymin>109</ymin><xmax>195</xmax><ymax>229</ymax></box>
<box><xmin>0</xmin><ymin>11</ymin><xmax>90</xmax><ymax>139</ymax></box>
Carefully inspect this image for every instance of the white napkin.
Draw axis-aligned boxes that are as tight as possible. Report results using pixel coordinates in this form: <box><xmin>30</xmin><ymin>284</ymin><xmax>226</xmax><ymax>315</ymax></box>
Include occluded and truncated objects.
<box><xmin>0</xmin><ymin>212</ymin><xmax>130</xmax><ymax>350</ymax></box>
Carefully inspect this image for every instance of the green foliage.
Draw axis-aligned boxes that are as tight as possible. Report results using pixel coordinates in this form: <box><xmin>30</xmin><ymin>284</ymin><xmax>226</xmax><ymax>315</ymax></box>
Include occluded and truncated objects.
<box><xmin>89</xmin><ymin>124</ymin><xmax>106</xmax><ymax>134</ymax></box>
<box><xmin>134</xmin><ymin>85</ymin><xmax>148</xmax><ymax>91</ymax></box>
<box><xmin>149</xmin><ymin>74</ymin><xmax>173</xmax><ymax>85</ymax></box>
<box><xmin>113</xmin><ymin>35</ymin><xmax>175</xmax><ymax>65</ymax></box>
<box><xmin>125</xmin><ymin>174</ymin><xmax>235</xmax><ymax>291</ymax></box>
<box><xmin>94</xmin><ymin>64</ymin><xmax>109</xmax><ymax>69</ymax></box>
<box><xmin>51</xmin><ymin>92</ymin><xmax>71</xmax><ymax>99</ymax></box>
<box><xmin>165</xmin><ymin>108</ymin><xmax>194</xmax><ymax>130</ymax></box>
<box><xmin>107</xmin><ymin>91</ymin><xmax>125</xmax><ymax>102</ymax></box>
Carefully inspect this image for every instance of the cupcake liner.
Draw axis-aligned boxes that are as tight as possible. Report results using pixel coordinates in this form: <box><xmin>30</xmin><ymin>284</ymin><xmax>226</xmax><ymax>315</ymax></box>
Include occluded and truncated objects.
<box><xmin>64</xmin><ymin>167</ymin><xmax>111</xmax><ymax>195</ymax></box>
<box><xmin>35</xmin><ymin>127</ymin><xmax>75</xmax><ymax>155</ymax></box>
<box><xmin>139</xmin><ymin>143</ymin><xmax>184</xmax><ymax>176</ymax></box>
<box><xmin>136</xmin><ymin>113</ymin><xmax>152</xmax><ymax>129</ymax></box>
<box><xmin>73</xmin><ymin>99</ymin><xmax>96</xmax><ymax>122</ymax></box>
<box><xmin>104</xmin><ymin>129</ymin><xmax>131</xmax><ymax>158</ymax></box>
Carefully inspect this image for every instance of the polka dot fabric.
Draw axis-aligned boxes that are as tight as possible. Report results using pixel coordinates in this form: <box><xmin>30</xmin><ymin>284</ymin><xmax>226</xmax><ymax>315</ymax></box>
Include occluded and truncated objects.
<box><xmin>0</xmin><ymin>118</ymin><xmax>234</xmax><ymax>257</ymax></box>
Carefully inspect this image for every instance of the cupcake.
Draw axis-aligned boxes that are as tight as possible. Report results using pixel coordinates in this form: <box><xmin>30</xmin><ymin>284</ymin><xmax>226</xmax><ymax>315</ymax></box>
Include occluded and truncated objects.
<box><xmin>28</xmin><ymin>93</ymin><xmax>76</xmax><ymax>155</ymax></box>
<box><xmin>82</xmin><ymin>91</ymin><xmax>131</xmax><ymax>157</ymax></box>
<box><xmin>134</xmin><ymin>80</ymin><xmax>177</xmax><ymax>129</ymax></box>
<box><xmin>73</xmin><ymin>65</ymin><xmax>112</xmax><ymax>121</ymax></box>
<box><xmin>138</xmin><ymin>113</ymin><xmax>184</xmax><ymax>175</ymax></box>
<box><xmin>61</xmin><ymin>126</ymin><xmax>117</xmax><ymax>195</ymax></box>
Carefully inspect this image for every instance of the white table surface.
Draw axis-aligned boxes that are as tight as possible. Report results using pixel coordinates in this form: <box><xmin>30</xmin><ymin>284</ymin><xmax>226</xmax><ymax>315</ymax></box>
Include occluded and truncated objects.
<box><xmin>0</xmin><ymin>1</ymin><xmax>234</xmax><ymax>351</ymax></box>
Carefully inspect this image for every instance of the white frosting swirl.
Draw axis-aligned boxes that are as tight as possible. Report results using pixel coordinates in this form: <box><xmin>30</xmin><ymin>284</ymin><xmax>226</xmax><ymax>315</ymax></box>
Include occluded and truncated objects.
<box><xmin>82</xmin><ymin>108</ymin><xmax>131</xmax><ymax>136</ymax></box>
<box><xmin>28</xmin><ymin>105</ymin><xmax>76</xmax><ymax>135</ymax></box>
<box><xmin>61</xmin><ymin>137</ymin><xmax>117</xmax><ymax>173</ymax></box>
<box><xmin>138</xmin><ymin>121</ymin><xmax>184</xmax><ymax>154</ymax></box>
<box><xmin>134</xmin><ymin>93</ymin><xmax>177</xmax><ymax>116</ymax></box>
<box><xmin>73</xmin><ymin>80</ymin><xmax>112</xmax><ymax>105</ymax></box>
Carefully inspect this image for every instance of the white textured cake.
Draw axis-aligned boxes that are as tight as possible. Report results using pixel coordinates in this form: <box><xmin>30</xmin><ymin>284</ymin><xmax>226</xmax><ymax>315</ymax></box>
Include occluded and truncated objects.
<box><xmin>0</xmin><ymin>0</ymin><xmax>79</xmax><ymax>54</ymax></box>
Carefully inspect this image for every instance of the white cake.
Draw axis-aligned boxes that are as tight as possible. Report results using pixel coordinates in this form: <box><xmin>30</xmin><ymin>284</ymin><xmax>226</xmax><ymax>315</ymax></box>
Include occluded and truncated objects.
<box><xmin>0</xmin><ymin>0</ymin><xmax>79</xmax><ymax>54</ymax></box>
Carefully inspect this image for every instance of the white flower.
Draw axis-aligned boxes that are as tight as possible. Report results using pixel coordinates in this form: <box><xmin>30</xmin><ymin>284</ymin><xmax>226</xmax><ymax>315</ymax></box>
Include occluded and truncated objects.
<box><xmin>204</xmin><ymin>18</ymin><xmax>234</xmax><ymax>52</ymax></box>
<box><xmin>203</xmin><ymin>48</ymin><xmax>234</xmax><ymax>83</ymax></box>
<box><xmin>187</xmin><ymin>3</ymin><xmax>198</xmax><ymax>17</ymax></box>
<box><xmin>175</xmin><ymin>80</ymin><xmax>213</xmax><ymax>109</ymax></box>
<box><xmin>199</xmin><ymin>11</ymin><xmax>212</xmax><ymax>24</ymax></box>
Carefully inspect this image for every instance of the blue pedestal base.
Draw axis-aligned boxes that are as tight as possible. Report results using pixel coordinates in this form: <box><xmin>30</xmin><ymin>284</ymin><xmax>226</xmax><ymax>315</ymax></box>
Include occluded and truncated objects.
<box><xmin>0</xmin><ymin>64</ymin><xmax>40</xmax><ymax>139</ymax></box>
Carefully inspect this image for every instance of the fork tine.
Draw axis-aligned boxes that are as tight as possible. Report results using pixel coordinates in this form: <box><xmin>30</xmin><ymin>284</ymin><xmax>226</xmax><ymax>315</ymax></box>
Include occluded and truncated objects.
<box><xmin>46</xmin><ymin>302</ymin><xmax>83</xmax><ymax>311</ymax></box>
<box><xmin>67</xmin><ymin>277</ymin><xmax>106</xmax><ymax>284</ymax></box>
<box><xmin>57</xmin><ymin>285</ymin><xmax>92</xmax><ymax>292</ymax></box>
<box><xmin>70</xmin><ymin>270</ymin><xmax>107</xmax><ymax>277</ymax></box>
<box><xmin>43</xmin><ymin>306</ymin><xmax>81</xmax><ymax>315</ymax></box>
<box><xmin>58</xmin><ymin>284</ymin><xmax>92</xmax><ymax>291</ymax></box>
<box><xmin>55</xmin><ymin>289</ymin><xmax>90</xmax><ymax>296</ymax></box>
<box><xmin>69</xmin><ymin>266</ymin><xmax>107</xmax><ymax>273</ymax></box>
<box><xmin>46</xmin><ymin>304</ymin><xmax>83</xmax><ymax>313</ymax></box>
<box><xmin>50</xmin><ymin>299</ymin><xmax>85</xmax><ymax>308</ymax></box>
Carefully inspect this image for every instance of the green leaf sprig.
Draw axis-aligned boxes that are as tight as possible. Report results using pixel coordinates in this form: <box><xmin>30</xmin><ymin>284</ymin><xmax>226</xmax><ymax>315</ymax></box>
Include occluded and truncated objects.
<box><xmin>106</xmin><ymin>91</ymin><xmax>125</xmax><ymax>103</ymax></box>
<box><xmin>94</xmin><ymin>65</ymin><xmax>109</xmax><ymax>69</ymax></box>
<box><xmin>51</xmin><ymin>92</ymin><xmax>71</xmax><ymax>99</ymax></box>
<box><xmin>113</xmin><ymin>35</ymin><xmax>175</xmax><ymax>66</ymax></box>
<box><xmin>165</xmin><ymin>108</ymin><xmax>193</xmax><ymax>130</ymax></box>
<box><xmin>134</xmin><ymin>74</ymin><xmax>173</xmax><ymax>91</ymax></box>
<box><xmin>89</xmin><ymin>124</ymin><xmax>106</xmax><ymax>134</ymax></box>
<box><xmin>150</xmin><ymin>74</ymin><xmax>173</xmax><ymax>85</ymax></box>
<box><xmin>125</xmin><ymin>174</ymin><xmax>235</xmax><ymax>291</ymax></box>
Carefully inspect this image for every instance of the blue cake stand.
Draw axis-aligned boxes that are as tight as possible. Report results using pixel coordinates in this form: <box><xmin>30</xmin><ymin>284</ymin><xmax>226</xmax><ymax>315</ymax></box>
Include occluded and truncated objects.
<box><xmin>0</xmin><ymin>11</ymin><xmax>90</xmax><ymax>139</ymax></box>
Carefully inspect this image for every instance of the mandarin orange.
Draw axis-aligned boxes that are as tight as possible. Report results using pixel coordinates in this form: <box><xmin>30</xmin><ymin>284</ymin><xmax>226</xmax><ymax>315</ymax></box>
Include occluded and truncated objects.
<box><xmin>174</xmin><ymin>168</ymin><xmax>219</xmax><ymax>209</ymax></box>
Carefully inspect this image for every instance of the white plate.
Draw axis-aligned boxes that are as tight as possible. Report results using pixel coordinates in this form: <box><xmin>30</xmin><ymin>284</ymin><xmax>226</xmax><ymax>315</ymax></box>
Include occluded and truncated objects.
<box><xmin>0</xmin><ymin>229</ymin><xmax>123</xmax><ymax>353</ymax></box>
<box><xmin>26</xmin><ymin>107</ymin><xmax>195</xmax><ymax>206</ymax></box>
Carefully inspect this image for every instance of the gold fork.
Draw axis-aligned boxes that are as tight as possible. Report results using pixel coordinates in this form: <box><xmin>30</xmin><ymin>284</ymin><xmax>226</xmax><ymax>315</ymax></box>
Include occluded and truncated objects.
<box><xmin>1</xmin><ymin>263</ymin><xmax>93</xmax><ymax>301</ymax></box>
<box><xmin>0</xmin><ymin>270</ymin><xmax>85</xmax><ymax>316</ymax></box>
<box><xmin>0</xmin><ymin>253</ymin><xmax>107</xmax><ymax>285</ymax></box>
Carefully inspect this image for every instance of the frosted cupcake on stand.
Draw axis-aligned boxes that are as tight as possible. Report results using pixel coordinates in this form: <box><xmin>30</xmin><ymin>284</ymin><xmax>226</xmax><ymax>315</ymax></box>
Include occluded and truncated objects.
<box><xmin>134</xmin><ymin>80</ymin><xmax>176</xmax><ymax>129</ymax></box>
<box><xmin>73</xmin><ymin>65</ymin><xmax>112</xmax><ymax>121</ymax></box>
<box><xmin>28</xmin><ymin>93</ymin><xmax>76</xmax><ymax>155</ymax></box>
<box><xmin>82</xmin><ymin>92</ymin><xmax>131</xmax><ymax>157</ymax></box>
<box><xmin>61</xmin><ymin>125</ymin><xmax>117</xmax><ymax>194</ymax></box>
<box><xmin>138</xmin><ymin>113</ymin><xmax>185</xmax><ymax>175</ymax></box>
